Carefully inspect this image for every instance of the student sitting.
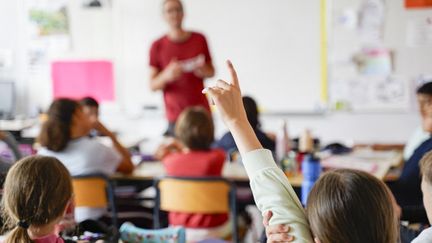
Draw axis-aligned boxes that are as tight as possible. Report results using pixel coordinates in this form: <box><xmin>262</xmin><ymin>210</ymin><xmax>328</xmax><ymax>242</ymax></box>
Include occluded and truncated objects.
<box><xmin>80</xmin><ymin>96</ymin><xmax>99</xmax><ymax>123</ymax></box>
<box><xmin>388</xmin><ymin>83</ymin><xmax>432</xmax><ymax>223</ymax></box>
<box><xmin>215</xmin><ymin>96</ymin><xmax>275</xmax><ymax>154</ymax></box>
<box><xmin>412</xmin><ymin>151</ymin><xmax>432</xmax><ymax>242</ymax></box>
<box><xmin>37</xmin><ymin>98</ymin><xmax>133</xmax><ymax>222</ymax></box>
<box><xmin>1</xmin><ymin>155</ymin><xmax>73</xmax><ymax>243</ymax></box>
<box><xmin>204</xmin><ymin>60</ymin><xmax>399</xmax><ymax>243</ymax></box>
<box><xmin>80</xmin><ymin>96</ymin><xmax>101</xmax><ymax>137</ymax></box>
<box><xmin>160</xmin><ymin>107</ymin><xmax>229</xmax><ymax>241</ymax></box>
<box><xmin>404</xmin><ymin>81</ymin><xmax>432</xmax><ymax>161</ymax></box>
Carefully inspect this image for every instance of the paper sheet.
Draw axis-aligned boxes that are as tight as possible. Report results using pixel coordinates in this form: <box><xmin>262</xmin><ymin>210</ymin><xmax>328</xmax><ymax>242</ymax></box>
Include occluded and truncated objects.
<box><xmin>51</xmin><ymin>60</ymin><xmax>115</xmax><ymax>101</ymax></box>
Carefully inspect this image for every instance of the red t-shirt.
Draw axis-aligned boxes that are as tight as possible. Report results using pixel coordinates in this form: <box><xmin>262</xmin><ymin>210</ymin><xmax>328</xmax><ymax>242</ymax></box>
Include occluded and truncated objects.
<box><xmin>162</xmin><ymin>149</ymin><xmax>228</xmax><ymax>228</ymax></box>
<box><xmin>150</xmin><ymin>32</ymin><xmax>212</xmax><ymax>122</ymax></box>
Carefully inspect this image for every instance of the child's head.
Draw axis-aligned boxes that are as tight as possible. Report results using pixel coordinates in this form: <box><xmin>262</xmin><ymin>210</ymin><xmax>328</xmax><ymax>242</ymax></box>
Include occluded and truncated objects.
<box><xmin>175</xmin><ymin>107</ymin><xmax>214</xmax><ymax>150</ymax></box>
<box><xmin>38</xmin><ymin>98</ymin><xmax>92</xmax><ymax>152</ymax></box>
<box><xmin>420</xmin><ymin>150</ymin><xmax>432</xmax><ymax>223</ymax></box>
<box><xmin>80</xmin><ymin>96</ymin><xmax>99</xmax><ymax>124</ymax></box>
<box><xmin>242</xmin><ymin>96</ymin><xmax>260</xmax><ymax>129</ymax></box>
<box><xmin>1</xmin><ymin>155</ymin><xmax>72</xmax><ymax>242</ymax></box>
<box><xmin>306</xmin><ymin>169</ymin><xmax>398</xmax><ymax>243</ymax></box>
<box><xmin>417</xmin><ymin>82</ymin><xmax>432</xmax><ymax>132</ymax></box>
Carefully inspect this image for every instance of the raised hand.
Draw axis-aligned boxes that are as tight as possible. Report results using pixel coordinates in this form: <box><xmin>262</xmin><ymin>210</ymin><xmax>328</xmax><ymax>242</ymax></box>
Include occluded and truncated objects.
<box><xmin>203</xmin><ymin>60</ymin><xmax>247</xmax><ymax>127</ymax></box>
<box><xmin>203</xmin><ymin>60</ymin><xmax>262</xmax><ymax>154</ymax></box>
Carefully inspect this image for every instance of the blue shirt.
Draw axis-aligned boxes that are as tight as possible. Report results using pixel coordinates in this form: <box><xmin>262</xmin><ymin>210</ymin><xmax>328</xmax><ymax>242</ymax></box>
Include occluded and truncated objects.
<box><xmin>393</xmin><ymin>136</ymin><xmax>432</xmax><ymax>207</ymax></box>
<box><xmin>215</xmin><ymin>129</ymin><xmax>276</xmax><ymax>154</ymax></box>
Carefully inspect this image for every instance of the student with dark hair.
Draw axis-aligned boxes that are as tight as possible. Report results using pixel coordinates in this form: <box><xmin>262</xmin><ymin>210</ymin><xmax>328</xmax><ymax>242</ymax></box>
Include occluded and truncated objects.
<box><xmin>385</xmin><ymin>81</ymin><xmax>432</xmax><ymax>225</ymax></box>
<box><xmin>79</xmin><ymin>96</ymin><xmax>99</xmax><ymax>123</ymax></box>
<box><xmin>215</xmin><ymin>96</ymin><xmax>275</xmax><ymax>154</ymax></box>
<box><xmin>159</xmin><ymin>107</ymin><xmax>229</xmax><ymax>241</ymax></box>
<box><xmin>404</xmin><ymin>81</ymin><xmax>432</xmax><ymax>160</ymax></box>
<box><xmin>79</xmin><ymin>96</ymin><xmax>101</xmax><ymax>137</ymax></box>
<box><xmin>37</xmin><ymin>98</ymin><xmax>133</xmax><ymax>222</ymax></box>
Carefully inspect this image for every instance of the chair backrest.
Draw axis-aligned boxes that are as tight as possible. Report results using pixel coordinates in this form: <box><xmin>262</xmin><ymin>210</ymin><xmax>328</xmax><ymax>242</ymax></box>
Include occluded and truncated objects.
<box><xmin>73</xmin><ymin>177</ymin><xmax>108</xmax><ymax>208</ymax></box>
<box><xmin>72</xmin><ymin>173</ymin><xmax>117</xmax><ymax>228</ymax></box>
<box><xmin>153</xmin><ymin>176</ymin><xmax>238</xmax><ymax>242</ymax></box>
<box><xmin>120</xmin><ymin>222</ymin><xmax>186</xmax><ymax>243</ymax></box>
<box><xmin>158</xmin><ymin>178</ymin><xmax>230</xmax><ymax>214</ymax></box>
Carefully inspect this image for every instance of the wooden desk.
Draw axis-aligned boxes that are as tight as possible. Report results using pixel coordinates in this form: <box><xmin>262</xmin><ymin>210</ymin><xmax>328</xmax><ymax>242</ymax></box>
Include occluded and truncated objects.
<box><xmin>113</xmin><ymin>161</ymin><xmax>250</xmax><ymax>182</ymax></box>
<box><xmin>114</xmin><ymin>149</ymin><xmax>403</xmax><ymax>188</ymax></box>
<box><xmin>321</xmin><ymin>149</ymin><xmax>403</xmax><ymax>180</ymax></box>
<box><xmin>0</xmin><ymin>119</ymin><xmax>37</xmax><ymax>131</ymax></box>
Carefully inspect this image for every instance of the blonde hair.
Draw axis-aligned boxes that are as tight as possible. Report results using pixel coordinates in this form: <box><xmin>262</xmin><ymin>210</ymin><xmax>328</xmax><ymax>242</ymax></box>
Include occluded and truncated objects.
<box><xmin>1</xmin><ymin>155</ymin><xmax>72</xmax><ymax>243</ymax></box>
<box><xmin>306</xmin><ymin>169</ymin><xmax>399</xmax><ymax>243</ymax></box>
<box><xmin>175</xmin><ymin>107</ymin><xmax>214</xmax><ymax>150</ymax></box>
<box><xmin>421</xmin><ymin>150</ymin><xmax>432</xmax><ymax>185</ymax></box>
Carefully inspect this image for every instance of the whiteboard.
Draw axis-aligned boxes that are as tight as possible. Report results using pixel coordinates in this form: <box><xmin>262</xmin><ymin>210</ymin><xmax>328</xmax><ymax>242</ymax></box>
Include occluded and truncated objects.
<box><xmin>114</xmin><ymin>0</ymin><xmax>323</xmax><ymax>113</ymax></box>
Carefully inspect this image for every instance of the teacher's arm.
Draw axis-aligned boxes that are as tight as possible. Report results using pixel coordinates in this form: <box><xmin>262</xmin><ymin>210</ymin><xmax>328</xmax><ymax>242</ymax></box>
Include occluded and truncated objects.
<box><xmin>149</xmin><ymin>59</ymin><xmax>182</xmax><ymax>91</ymax></box>
<box><xmin>194</xmin><ymin>62</ymin><xmax>215</xmax><ymax>79</ymax></box>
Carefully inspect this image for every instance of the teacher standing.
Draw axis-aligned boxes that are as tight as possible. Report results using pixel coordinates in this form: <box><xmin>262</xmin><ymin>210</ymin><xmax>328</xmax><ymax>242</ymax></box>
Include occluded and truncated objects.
<box><xmin>149</xmin><ymin>0</ymin><xmax>215</xmax><ymax>136</ymax></box>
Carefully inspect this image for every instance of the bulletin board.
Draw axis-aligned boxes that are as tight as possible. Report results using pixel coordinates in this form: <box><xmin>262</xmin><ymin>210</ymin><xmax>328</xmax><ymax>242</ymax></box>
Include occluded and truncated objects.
<box><xmin>328</xmin><ymin>0</ymin><xmax>432</xmax><ymax>112</ymax></box>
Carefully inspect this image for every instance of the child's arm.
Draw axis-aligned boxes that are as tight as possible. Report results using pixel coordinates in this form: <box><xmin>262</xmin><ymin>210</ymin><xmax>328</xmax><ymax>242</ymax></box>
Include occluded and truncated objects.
<box><xmin>205</xmin><ymin>61</ymin><xmax>313</xmax><ymax>242</ymax></box>
<box><xmin>93</xmin><ymin>121</ymin><xmax>134</xmax><ymax>174</ymax></box>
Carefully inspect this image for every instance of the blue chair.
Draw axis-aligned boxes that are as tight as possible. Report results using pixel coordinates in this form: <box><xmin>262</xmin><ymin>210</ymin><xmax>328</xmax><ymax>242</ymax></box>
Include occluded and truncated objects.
<box><xmin>120</xmin><ymin>222</ymin><xmax>186</xmax><ymax>243</ymax></box>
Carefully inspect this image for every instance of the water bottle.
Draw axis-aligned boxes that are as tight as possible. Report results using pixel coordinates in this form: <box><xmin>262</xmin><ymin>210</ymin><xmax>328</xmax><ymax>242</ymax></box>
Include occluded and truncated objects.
<box><xmin>301</xmin><ymin>154</ymin><xmax>321</xmax><ymax>205</ymax></box>
<box><xmin>119</xmin><ymin>222</ymin><xmax>186</xmax><ymax>243</ymax></box>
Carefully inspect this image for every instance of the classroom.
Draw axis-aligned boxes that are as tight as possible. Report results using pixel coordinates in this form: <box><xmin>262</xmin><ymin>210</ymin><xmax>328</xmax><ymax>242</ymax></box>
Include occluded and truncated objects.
<box><xmin>1</xmin><ymin>0</ymin><xmax>432</xmax><ymax>242</ymax></box>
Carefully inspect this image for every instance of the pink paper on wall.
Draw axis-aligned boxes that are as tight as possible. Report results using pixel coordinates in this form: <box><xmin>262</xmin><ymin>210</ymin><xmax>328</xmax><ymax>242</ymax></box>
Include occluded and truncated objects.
<box><xmin>51</xmin><ymin>60</ymin><xmax>115</xmax><ymax>102</ymax></box>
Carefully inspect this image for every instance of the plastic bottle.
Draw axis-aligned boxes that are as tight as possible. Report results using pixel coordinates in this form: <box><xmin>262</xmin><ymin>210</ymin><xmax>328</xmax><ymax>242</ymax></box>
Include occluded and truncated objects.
<box><xmin>275</xmin><ymin>120</ymin><xmax>291</xmax><ymax>165</ymax></box>
<box><xmin>299</xmin><ymin>129</ymin><xmax>321</xmax><ymax>205</ymax></box>
<box><xmin>301</xmin><ymin>154</ymin><xmax>321</xmax><ymax>205</ymax></box>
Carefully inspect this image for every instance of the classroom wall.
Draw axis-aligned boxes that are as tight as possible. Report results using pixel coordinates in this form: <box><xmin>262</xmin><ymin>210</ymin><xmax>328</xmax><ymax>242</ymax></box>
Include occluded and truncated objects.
<box><xmin>0</xmin><ymin>0</ymin><xmax>421</xmax><ymax>144</ymax></box>
<box><xmin>0</xmin><ymin>0</ymin><xmax>28</xmax><ymax>115</ymax></box>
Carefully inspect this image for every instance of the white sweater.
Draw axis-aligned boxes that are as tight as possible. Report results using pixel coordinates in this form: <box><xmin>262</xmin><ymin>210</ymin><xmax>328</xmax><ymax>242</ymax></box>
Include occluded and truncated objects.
<box><xmin>242</xmin><ymin>149</ymin><xmax>313</xmax><ymax>242</ymax></box>
<box><xmin>412</xmin><ymin>228</ymin><xmax>432</xmax><ymax>243</ymax></box>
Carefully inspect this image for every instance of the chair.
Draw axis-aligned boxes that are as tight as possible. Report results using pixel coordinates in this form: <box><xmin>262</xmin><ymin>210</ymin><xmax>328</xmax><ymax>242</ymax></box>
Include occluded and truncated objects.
<box><xmin>153</xmin><ymin>176</ymin><xmax>238</xmax><ymax>242</ymax></box>
<box><xmin>120</xmin><ymin>222</ymin><xmax>186</xmax><ymax>243</ymax></box>
<box><xmin>72</xmin><ymin>173</ymin><xmax>118</xmax><ymax>229</ymax></box>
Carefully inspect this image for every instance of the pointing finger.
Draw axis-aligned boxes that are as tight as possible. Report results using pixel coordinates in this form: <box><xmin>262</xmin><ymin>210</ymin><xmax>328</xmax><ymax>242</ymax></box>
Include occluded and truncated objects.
<box><xmin>226</xmin><ymin>60</ymin><xmax>239</xmax><ymax>88</ymax></box>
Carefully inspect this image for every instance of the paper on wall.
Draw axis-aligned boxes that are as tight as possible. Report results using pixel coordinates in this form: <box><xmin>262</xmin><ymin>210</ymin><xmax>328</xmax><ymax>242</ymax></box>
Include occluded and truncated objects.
<box><xmin>51</xmin><ymin>60</ymin><xmax>115</xmax><ymax>102</ymax></box>
<box><xmin>407</xmin><ymin>16</ymin><xmax>432</xmax><ymax>47</ymax></box>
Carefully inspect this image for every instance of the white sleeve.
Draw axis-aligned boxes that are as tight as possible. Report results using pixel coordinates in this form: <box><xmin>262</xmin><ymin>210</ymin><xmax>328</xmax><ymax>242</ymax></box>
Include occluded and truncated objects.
<box><xmin>243</xmin><ymin>149</ymin><xmax>314</xmax><ymax>242</ymax></box>
<box><xmin>94</xmin><ymin>142</ymin><xmax>122</xmax><ymax>175</ymax></box>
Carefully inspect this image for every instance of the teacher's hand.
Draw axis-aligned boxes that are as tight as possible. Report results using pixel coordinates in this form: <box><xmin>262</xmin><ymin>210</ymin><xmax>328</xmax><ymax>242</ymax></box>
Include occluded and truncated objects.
<box><xmin>162</xmin><ymin>59</ymin><xmax>182</xmax><ymax>82</ymax></box>
<box><xmin>204</xmin><ymin>60</ymin><xmax>247</xmax><ymax>127</ymax></box>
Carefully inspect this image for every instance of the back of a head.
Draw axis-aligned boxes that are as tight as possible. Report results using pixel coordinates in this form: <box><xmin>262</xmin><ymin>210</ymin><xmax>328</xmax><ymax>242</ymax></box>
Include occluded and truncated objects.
<box><xmin>1</xmin><ymin>155</ymin><xmax>72</xmax><ymax>243</ymax></box>
<box><xmin>79</xmin><ymin>96</ymin><xmax>99</xmax><ymax>108</ymax></box>
<box><xmin>242</xmin><ymin>96</ymin><xmax>260</xmax><ymax>129</ymax></box>
<box><xmin>306</xmin><ymin>169</ymin><xmax>398</xmax><ymax>243</ymax></box>
<box><xmin>37</xmin><ymin>98</ymin><xmax>80</xmax><ymax>152</ymax></box>
<box><xmin>175</xmin><ymin>107</ymin><xmax>214</xmax><ymax>150</ymax></box>
<box><xmin>417</xmin><ymin>81</ymin><xmax>432</xmax><ymax>96</ymax></box>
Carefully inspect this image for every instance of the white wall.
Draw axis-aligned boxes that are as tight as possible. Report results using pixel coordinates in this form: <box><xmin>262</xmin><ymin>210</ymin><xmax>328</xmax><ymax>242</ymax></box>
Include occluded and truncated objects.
<box><xmin>0</xmin><ymin>0</ymin><xmax>421</xmax><ymax>144</ymax></box>
<box><xmin>0</xmin><ymin>0</ymin><xmax>28</xmax><ymax>115</ymax></box>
